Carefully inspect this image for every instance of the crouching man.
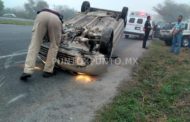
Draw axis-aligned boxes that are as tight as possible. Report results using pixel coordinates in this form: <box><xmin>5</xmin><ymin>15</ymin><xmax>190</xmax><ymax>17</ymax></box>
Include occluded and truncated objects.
<box><xmin>20</xmin><ymin>9</ymin><xmax>63</xmax><ymax>81</ymax></box>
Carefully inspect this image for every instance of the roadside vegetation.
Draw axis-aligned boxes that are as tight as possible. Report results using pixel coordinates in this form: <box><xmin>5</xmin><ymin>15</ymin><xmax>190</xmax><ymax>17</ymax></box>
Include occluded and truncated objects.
<box><xmin>0</xmin><ymin>20</ymin><xmax>33</xmax><ymax>25</ymax></box>
<box><xmin>0</xmin><ymin>0</ymin><xmax>76</xmax><ymax>26</ymax></box>
<box><xmin>0</xmin><ymin>0</ymin><xmax>76</xmax><ymax>20</ymax></box>
<box><xmin>95</xmin><ymin>41</ymin><xmax>190</xmax><ymax>122</ymax></box>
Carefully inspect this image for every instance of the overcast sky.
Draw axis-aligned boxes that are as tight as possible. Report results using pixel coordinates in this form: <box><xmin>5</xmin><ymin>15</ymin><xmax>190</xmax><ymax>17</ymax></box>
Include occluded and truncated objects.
<box><xmin>3</xmin><ymin>0</ymin><xmax>190</xmax><ymax>13</ymax></box>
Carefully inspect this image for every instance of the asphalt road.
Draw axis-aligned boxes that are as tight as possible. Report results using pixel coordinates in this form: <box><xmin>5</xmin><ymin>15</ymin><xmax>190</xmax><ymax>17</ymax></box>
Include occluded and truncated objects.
<box><xmin>0</xmin><ymin>24</ymin><xmax>147</xmax><ymax>122</ymax></box>
<box><xmin>0</xmin><ymin>17</ymin><xmax>33</xmax><ymax>22</ymax></box>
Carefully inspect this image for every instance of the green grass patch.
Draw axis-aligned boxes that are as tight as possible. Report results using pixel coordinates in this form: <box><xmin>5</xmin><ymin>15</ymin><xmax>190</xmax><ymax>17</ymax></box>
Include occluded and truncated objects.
<box><xmin>95</xmin><ymin>41</ymin><xmax>190</xmax><ymax>122</ymax></box>
<box><xmin>0</xmin><ymin>20</ymin><xmax>33</xmax><ymax>25</ymax></box>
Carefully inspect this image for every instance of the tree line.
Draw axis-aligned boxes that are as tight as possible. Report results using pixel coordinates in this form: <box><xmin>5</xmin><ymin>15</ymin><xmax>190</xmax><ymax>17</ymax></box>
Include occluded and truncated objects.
<box><xmin>153</xmin><ymin>0</ymin><xmax>190</xmax><ymax>22</ymax></box>
<box><xmin>0</xmin><ymin>0</ymin><xmax>76</xmax><ymax>19</ymax></box>
<box><xmin>1</xmin><ymin>0</ymin><xmax>190</xmax><ymax>22</ymax></box>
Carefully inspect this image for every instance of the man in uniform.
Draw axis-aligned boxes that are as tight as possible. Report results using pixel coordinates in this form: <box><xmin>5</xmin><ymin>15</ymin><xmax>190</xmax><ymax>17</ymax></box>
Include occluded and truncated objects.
<box><xmin>20</xmin><ymin>9</ymin><xmax>63</xmax><ymax>81</ymax></box>
<box><xmin>171</xmin><ymin>15</ymin><xmax>184</xmax><ymax>55</ymax></box>
<box><xmin>142</xmin><ymin>16</ymin><xmax>152</xmax><ymax>49</ymax></box>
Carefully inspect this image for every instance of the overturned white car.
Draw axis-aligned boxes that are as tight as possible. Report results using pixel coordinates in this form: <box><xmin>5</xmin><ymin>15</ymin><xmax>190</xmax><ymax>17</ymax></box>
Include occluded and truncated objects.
<box><xmin>39</xmin><ymin>1</ymin><xmax>128</xmax><ymax>75</ymax></box>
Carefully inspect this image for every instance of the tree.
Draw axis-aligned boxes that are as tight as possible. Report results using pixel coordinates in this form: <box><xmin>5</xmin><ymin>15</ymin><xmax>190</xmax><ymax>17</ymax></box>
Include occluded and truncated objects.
<box><xmin>24</xmin><ymin>0</ymin><xmax>36</xmax><ymax>18</ymax></box>
<box><xmin>3</xmin><ymin>8</ymin><xmax>13</xmax><ymax>14</ymax></box>
<box><xmin>24</xmin><ymin>0</ymin><xmax>49</xmax><ymax>19</ymax></box>
<box><xmin>54</xmin><ymin>5</ymin><xmax>76</xmax><ymax>20</ymax></box>
<box><xmin>153</xmin><ymin>0</ymin><xmax>190</xmax><ymax>22</ymax></box>
<box><xmin>35</xmin><ymin>0</ymin><xmax>49</xmax><ymax>11</ymax></box>
<box><xmin>12</xmin><ymin>8</ymin><xmax>29</xmax><ymax>19</ymax></box>
<box><xmin>0</xmin><ymin>0</ymin><xmax>4</xmax><ymax>15</ymax></box>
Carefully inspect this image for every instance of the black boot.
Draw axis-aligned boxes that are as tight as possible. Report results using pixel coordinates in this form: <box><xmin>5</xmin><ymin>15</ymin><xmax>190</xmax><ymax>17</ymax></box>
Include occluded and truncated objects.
<box><xmin>42</xmin><ymin>72</ymin><xmax>55</xmax><ymax>78</ymax></box>
<box><xmin>20</xmin><ymin>73</ymin><xmax>31</xmax><ymax>81</ymax></box>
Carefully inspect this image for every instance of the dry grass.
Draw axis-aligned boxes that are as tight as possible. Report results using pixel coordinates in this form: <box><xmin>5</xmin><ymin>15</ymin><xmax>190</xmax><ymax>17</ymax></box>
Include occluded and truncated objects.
<box><xmin>95</xmin><ymin>41</ymin><xmax>190</xmax><ymax>122</ymax></box>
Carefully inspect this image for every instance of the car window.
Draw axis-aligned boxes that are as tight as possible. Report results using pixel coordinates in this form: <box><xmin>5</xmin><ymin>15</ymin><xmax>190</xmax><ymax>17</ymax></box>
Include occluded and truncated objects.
<box><xmin>164</xmin><ymin>23</ymin><xmax>175</xmax><ymax>30</ymax></box>
<box><xmin>185</xmin><ymin>24</ymin><xmax>188</xmax><ymax>30</ymax></box>
<box><xmin>137</xmin><ymin>19</ymin><xmax>143</xmax><ymax>24</ymax></box>
<box><xmin>170</xmin><ymin>23</ymin><xmax>176</xmax><ymax>29</ymax></box>
<box><xmin>129</xmin><ymin>18</ymin><xmax>135</xmax><ymax>23</ymax></box>
<box><xmin>183</xmin><ymin>23</ymin><xmax>188</xmax><ymax>30</ymax></box>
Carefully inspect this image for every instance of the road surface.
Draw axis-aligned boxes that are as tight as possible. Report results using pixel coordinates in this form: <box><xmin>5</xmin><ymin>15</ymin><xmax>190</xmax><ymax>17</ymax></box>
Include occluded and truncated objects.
<box><xmin>0</xmin><ymin>17</ymin><xmax>33</xmax><ymax>22</ymax></box>
<box><xmin>0</xmin><ymin>24</ymin><xmax>148</xmax><ymax>122</ymax></box>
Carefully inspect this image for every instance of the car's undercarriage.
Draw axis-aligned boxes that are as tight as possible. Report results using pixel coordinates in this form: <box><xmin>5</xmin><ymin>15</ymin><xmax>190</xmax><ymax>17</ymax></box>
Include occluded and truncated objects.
<box><xmin>39</xmin><ymin>1</ymin><xmax>128</xmax><ymax>75</ymax></box>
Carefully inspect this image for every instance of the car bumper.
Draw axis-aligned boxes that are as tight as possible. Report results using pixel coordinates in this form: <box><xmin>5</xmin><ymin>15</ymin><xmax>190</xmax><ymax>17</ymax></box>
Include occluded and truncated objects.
<box><xmin>39</xmin><ymin>45</ymin><xmax>108</xmax><ymax>76</ymax></box>
<box><xmin>163</xmin><ymin>35</ymin><xmax>172</xmax><ymax>41</ymax></box>
<box><xmin>124</xmin><ymin>31</ymin><xmax>144</xmax><ymax>36</ymax></box>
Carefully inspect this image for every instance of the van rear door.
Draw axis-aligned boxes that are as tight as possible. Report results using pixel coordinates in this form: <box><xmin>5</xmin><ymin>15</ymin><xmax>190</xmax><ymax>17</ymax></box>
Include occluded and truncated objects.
<box><xmin>136</xmin><ymin>18</ymin><xmax>144</xmax><ymax>31</ymax></box>
<box><xmin>125</xmin><ymin>17</ymin><xmax>136</xmax><ymax>31</ymax></box>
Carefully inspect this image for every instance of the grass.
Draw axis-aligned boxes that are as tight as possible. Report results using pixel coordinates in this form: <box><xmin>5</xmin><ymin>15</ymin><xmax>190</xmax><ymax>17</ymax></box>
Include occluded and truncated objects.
<box><xmin>0</xmin><ymin>20</ymin><xmax>33</xmax><ymax>25</ymax></box>
<box><xmin>95</xmin><ymin>41</ymin><xmax>190</xmax><ymax>122</ymax></box>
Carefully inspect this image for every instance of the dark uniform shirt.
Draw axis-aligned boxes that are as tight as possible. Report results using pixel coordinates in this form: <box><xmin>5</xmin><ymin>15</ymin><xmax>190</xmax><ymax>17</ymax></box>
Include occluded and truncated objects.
<box><xmin>144</xmin><ymin>20</ymin><xmax>151</xmax><ymax>32</ymax></box>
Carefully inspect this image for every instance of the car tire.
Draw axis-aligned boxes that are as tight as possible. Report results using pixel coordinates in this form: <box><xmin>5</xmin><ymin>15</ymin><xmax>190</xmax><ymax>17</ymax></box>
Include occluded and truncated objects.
<box><xmin>99</xmin><ymin>28</ymin><xmax>114</xmax><ymax>59</ymax></box>
<box><xmin>182</xmin><ymin>37</ymin><xmax>189</xmax><ymax>47</ymax></box>
<box><xmin>125</xmin><ymin>35</ymin><xmax>129</xmax><ymax>39</ymax></box>
<box><xmin>81</xmin><ymin>1</ymin><xmax>90</xmax><ymax>12</ymax></box>
<box><xmin>165</xmin><ymin>39</ymin><xmax>172</xmax><ymax>46</ymax></box>
<box><xmin>139</xmin><ymin>35</ymin><xmax>144</xmax><ymax>40</ymax></box>
<box><xmin>121</xmin><ymin>7</ymin><xmax>128</xmax><ymax>26</ymax></box>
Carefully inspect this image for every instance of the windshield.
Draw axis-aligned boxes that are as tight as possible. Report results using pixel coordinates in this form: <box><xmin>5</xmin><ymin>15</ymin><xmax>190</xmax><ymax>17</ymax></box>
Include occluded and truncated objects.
<box><xmin>137</xmin><ymin>18</ymin><xmax>143</xmax><ymax>24</ymax></box>
<box><xmin>129</xmin><ymin>18</ymin><xmax>135</xmax><ymax>23</ymax></box>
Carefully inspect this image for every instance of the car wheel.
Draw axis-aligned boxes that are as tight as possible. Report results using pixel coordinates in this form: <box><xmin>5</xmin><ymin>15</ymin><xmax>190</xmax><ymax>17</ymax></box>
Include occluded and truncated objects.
<box><xmin>182</xmin><ymin>37</ymin><xmax>189</xmax><ymax>47</ymax></box>
<box><xmin>125</xmin><ymin>35</ymin><xmax>129</xmax><ymax>39</ymax></box>
<box><xmin>139</xmin><ymin>35</ymin><xmax>144</xmax><ymax>40</ymax></box>
<box><xmin>81</xmin><ymin>1</ymin><xmax>90</xmax><ymax>12</ymax></box>
<box><xmin>99</xmin><ymin>28</ymin><xmax>114</xmax><ymax>59</ymax></box>
<box><xmin>121</xmin><ymin>7</ymin><xmax>128</xmax><ymax>26</ymax></box>
<box><xmin>165</xmin><ymin>39</ymin><xmax>172</xmax><ymax>46</ymax></box>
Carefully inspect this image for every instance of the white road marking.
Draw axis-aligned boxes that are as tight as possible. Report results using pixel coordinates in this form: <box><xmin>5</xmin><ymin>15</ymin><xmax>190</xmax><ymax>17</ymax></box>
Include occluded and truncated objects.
<box><xmin>0</xmin><ymin>75</ymin><xmax>5</xmax><ymax>81</ymax></box>
<box><xmin>4</xmin><ymin>55</ymin><xmax>13</xmax><ymax>69</ymax></box>
<box><xmin>14</xmin><ymin>60</ymin><xmax>25</xmax><ymax>65</ymax></box>
<box><xmin>7</xmin><ymin>94</ymin><xmax>26</xmax><ymax>105</ymax></box>
<box><xmin>0</xmin><ymin>52</ymin><xmax>27</xmax><ymax>60</ymax></box>
<box><xmin>0</xmin><ymin>81</ymin><xmax>5</xmax><ymax>88</ymax></box>
<box><xmin>14</xmin><ymin>49</ymin><xmax>28</xmax><ymax>53</ymax></box>
<box><xmin>0</xmin><ymin>75</ymin><xmax>5</xmax><ymax>88</ymax></box>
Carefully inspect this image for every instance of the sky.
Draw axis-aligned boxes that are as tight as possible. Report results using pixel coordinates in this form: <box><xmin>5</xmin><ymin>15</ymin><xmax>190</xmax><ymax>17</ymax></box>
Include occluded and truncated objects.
<box><xmin>3</xmin><ymin>0</ymin><xmax>190</xmax><ymax>14</ymax></box>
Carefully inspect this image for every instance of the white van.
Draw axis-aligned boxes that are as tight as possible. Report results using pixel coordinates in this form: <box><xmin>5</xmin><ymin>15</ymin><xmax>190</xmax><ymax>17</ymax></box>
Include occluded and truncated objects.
<box><xmin>124</xmin><ymin>12</ymin><xmax>153</xmax><ymax>38</ymax></box>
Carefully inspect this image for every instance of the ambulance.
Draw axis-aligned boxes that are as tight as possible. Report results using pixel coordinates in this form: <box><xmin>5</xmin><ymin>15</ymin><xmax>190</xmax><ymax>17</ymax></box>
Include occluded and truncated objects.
<box><xmin>124</xmin><ymin>11</ymin><xmax>153</xmax><ymax>39</ymax></box>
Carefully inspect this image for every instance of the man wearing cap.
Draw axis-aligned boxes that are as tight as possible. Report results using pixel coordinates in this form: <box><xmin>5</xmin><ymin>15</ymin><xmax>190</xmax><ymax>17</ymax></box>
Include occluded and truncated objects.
<box><xmin>142</xmin><ymin>16</ymin><xmax>152</xmax><ymax>49</ymax></box>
